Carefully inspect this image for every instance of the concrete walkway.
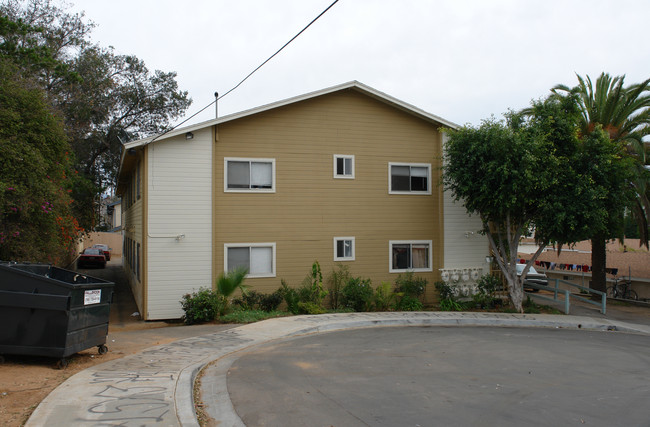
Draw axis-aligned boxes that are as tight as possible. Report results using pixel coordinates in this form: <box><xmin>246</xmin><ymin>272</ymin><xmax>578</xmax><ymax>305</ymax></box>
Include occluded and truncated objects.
<box><xmin>25</xmin><ymin>311</ymin><xmax>650</xmax><ymax>426</ymax></box>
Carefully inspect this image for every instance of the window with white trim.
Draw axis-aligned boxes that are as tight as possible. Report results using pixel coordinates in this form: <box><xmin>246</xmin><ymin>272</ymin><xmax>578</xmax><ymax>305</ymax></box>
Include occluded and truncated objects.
<box><xmin>225</xmin><ymin>243</ymin><xmax>276</xmax><ymax>277</ymax></box>
<box><xmin>333</xmin><ymin>155</ymin><xmax>354</xmax><ymax>179</ymax></box>
<box><xmin>389</xmin><ymin>162</ymin><xmax>431</xmax><ymax>194</ymax></box>
<box><xmin>225</xmin><ymin>158</ymin><xmax>275</xmax><ymax>192</ymax></box>
<box><xmin>389</xmin><ymin>240</ymin><xmax>432</xmax><ymax>272</ymax></box>
<box><xmin>333</xmin><ymin>237</ymin><xmax>355</xmax><ymax>261</ymax></box>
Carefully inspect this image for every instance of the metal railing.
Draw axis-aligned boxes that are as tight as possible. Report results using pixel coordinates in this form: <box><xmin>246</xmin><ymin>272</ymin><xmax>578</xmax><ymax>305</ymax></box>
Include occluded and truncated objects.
<box><xmin>524</xmin><ymin>278</ymin><xmax>606</xmax><ymax>315</ymax></box>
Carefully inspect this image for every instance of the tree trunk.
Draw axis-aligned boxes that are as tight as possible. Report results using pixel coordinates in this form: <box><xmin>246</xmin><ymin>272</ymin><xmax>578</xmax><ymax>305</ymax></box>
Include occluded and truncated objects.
<box><xmin>590</xmin><ymin>234</ymin><xmax>607</xmax><ymax>293</ymax></box>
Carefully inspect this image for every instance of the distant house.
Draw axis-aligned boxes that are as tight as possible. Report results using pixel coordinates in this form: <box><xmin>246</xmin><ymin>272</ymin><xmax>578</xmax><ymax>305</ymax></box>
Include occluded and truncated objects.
<box><xmin>107</xmin><ymin>199</ymin><xmax>122</xmax><ymax>232</ymax></box>
<box><xmin>116</xmin><ymin>81</ymin><xmax>488</xmax><ymax>320</ymax></box>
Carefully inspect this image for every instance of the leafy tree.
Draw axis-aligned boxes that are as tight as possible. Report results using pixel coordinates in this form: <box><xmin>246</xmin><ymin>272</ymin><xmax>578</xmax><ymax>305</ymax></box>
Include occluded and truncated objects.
<box><xmin>0</xmin><ymin>58</ymin><xmax>85</xmax><ymax>263</ymax></box>
<box><xmin>1</xmin><ymin>0</ymin><xmax>192</xmax><ymax>230</ymax></box>
<box><xmin>551</xmin><ymin>73</ymin><xmax>650</xmax><ymax>292</ymax></box>
<box><xmin>443</xmin><ymin>95</ymin><xmax>632</xmax><ymax>311</ymax></box>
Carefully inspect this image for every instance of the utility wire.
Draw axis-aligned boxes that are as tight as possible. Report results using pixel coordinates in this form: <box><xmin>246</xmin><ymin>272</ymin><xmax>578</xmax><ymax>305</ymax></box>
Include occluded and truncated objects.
<box><xmin>146</xmin><ymin>0</ymin><xmax>340</xmax><ymax>145</ymax></box>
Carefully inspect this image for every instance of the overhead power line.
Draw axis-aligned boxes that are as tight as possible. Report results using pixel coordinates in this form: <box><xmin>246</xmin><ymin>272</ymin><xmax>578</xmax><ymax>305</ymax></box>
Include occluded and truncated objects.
<box><xmin>147</xmin><ymin>0</ymin><xmax>340</xmax><ymax>144</ymax></box>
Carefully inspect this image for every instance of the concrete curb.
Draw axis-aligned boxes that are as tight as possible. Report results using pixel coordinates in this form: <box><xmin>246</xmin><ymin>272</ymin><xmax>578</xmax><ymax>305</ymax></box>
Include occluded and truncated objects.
<box><xmin>25</xmin><ymin>312</ymin><xmax>650</xmax><ymax>426</ymax></box>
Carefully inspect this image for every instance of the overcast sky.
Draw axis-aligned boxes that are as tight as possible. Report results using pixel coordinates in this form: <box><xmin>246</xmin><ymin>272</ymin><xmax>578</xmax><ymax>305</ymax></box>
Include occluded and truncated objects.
<box><xmin>72</xmin><ymin>0</ymin><xmax>649</xmax><ymax>129</ymax></box>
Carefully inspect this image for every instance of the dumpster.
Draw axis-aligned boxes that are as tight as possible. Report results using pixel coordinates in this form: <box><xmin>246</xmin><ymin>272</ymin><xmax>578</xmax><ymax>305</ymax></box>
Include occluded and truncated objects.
<box><xmin>0</xmin><ymin>262</ymin><xmax>114</xmax><ymax>368</ymax></box>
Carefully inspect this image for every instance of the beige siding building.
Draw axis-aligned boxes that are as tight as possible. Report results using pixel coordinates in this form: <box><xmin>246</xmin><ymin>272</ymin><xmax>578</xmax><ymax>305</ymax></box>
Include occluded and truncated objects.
<box><xmin>117</xmin><ymin>82</ymin><xmax>488</xmax><ymax>320</ymax></box>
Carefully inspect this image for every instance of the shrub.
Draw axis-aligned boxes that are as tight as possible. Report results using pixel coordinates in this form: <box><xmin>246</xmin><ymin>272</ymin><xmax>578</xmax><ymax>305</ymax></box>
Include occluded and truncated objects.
<box><xmin>259</xmin><ymin>290</ymin><xmax>284</xmax><ymax>312</ymax></box>
<box><xmin>394</xmin><ymin>294</ymin><xmax>423</xmax><ymax>311</ymax></box>
<box><xmin>374</xmin><ymin>281</ymin><xmax>402</xmax><ymax>311</ymax></box>
<box><xmin>434</xmin><ymin>280</ymin><xmax>464</xmax><ymax>311</ymax></box>
<box><xmin>341</xmin><ymin>277</ymin><xmax>374</xmax><ymax>312</ymax></box>
<box><xmin>472</xmin><ymin>274</ymin><xmax>502</xmax><ymax>308</ymax></box>
<box><xmin>233</xmin><ymin>290</ymin><xmax>262</xmax><ymax>310</ymax></box>
<box><xmin>394</xmin><ymin>272</ymin><xmax>427</xmax><ymax>300</ymax></box>
<box><xmin>279</xmin><ymin>279</ymin><xmax>301</xmax><ymax>315</ymax></box>
<box><xmin>297</xmin><ymin>301</ymin><xmax>327</xmax><ymax>315</ymax></box>
<box><xmin>180</xmin><ymin>287</ymin><xmax>224</xmax><ymax>325</ymax></box>
<box><xmin>327</xmin><ymin>264</ymin><xmax>351</xmax><ymax>309</ymax></box>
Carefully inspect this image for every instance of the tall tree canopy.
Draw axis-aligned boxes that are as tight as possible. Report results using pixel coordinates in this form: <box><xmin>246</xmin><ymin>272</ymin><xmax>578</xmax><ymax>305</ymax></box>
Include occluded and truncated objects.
<box><xmin>551</xmin><ymin>73</ymin><xmax>650</xmax><ymax>292</ymax></box>
<box><xmin>443</xmin><ymin>95</ymin><xmax>633</xmax><ymax>311</ymax></box>
<box><xmin>1</xmin><ymin>0</ymin><xmax>192</xmax><ymax>230</ymax></box>
<box><xmin>0</xmin><ymin>59</ymin><xmax>82</xmax><ymax>263</ymax></box>
<box><xmin>0</xmin><ymin>0</ymin><xmax>192</xmax><ymax>263</ymax></box>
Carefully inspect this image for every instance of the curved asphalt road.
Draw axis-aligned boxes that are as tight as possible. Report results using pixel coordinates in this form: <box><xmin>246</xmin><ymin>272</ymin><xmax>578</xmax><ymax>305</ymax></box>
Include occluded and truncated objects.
<box><xmin>25</xmin><ymin>310</ymin><xmax>650</xmax><ymax>426</ymax></box>
<box><xmin>218</xmin><ymin>325</ymin><xmax>650</xmax><ymax>426</ymax></box>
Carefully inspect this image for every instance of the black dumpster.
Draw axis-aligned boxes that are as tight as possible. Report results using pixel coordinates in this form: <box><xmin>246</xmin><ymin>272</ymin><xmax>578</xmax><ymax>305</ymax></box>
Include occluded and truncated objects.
<box><xmin>0</xmin><ymin>262</ymin><xmax>114</xmax><ymax>368</ymax></box>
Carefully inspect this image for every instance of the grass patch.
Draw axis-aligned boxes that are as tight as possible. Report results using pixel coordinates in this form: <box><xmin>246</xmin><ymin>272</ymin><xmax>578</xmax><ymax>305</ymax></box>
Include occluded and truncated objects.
<box><xmin>218</xmin><ymin>309</ymin><xmax>290</xmax><ymax>324</ymax></box>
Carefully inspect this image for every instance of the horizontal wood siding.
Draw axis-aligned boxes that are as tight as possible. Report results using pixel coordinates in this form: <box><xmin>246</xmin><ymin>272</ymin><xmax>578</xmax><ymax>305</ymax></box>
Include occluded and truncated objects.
<box><xmin>122</xmin><ymin>156</ymin><xmax>145</xmax><ymax>315</ymax></box>
<box><xmin>146</xmin><ymin>128</ymin><xmax>212</xmax><ymax>319</ymax></box>
<box><xmin>214</xmin><ymin>90</ymin><xmax>444</xmax><ymax>302</ymax></box>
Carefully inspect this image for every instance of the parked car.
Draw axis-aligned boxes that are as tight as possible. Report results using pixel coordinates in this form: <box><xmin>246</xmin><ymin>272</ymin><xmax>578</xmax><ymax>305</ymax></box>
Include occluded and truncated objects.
<box><xmin>78</xmin><ymin>248</ymin><xmax>107</xmax><ymax>269</ymax></box>
<box><xmin>91</xmin><ymin>244</ymin><xmax>111</xmax><ymax>261</ymax></box>
<box><xmin>516</xmin><ymin>263</ymin><xmax>548</xmax><ymax>292</ymax></box>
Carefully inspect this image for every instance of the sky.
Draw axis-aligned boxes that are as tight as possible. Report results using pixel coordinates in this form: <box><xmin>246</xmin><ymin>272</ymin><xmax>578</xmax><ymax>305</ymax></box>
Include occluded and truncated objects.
<box><xmin>71</xmin><ymin>0</ymin><xmax>649</xmax><ymax>129</ymax></box>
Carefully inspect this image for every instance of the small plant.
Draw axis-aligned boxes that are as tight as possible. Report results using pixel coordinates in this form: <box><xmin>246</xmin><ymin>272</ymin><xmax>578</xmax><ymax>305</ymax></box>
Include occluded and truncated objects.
<box><xmin>434</xmin><ymin>280</ymin><xmax>464</xmax><ymax>311</ymax></box>
<box><xmin>439</xmin><ymin>298</ymin><xmax>463</xmax><ymax>311</ymax></box>
<box><xmin>394</xmin><ymin>294</ymin><xmax>423</xmax><ymax>311</ymax></box>
<box><xmin>280</xmin><ymin>279</ymin><xmax>301</xmax><ymax>314</ymax></box>
<box><xmin>297</xmin><ymin>301</ymin><xmax>327</xmax><ymax>315</ymax></box>
<box><xmin>180</xmin><ymin>287</ymin><xmax>223</xmax><ymax>325</ymax></box>
<box><xmin>472</xmin><ymin>274</ymin><xmax>502</xmax><ymax>308</ymax></box>
<box><xmin>259</xmin><ymin>290</ymin><xmax>284</xmax><ymax>312</ymax></box>
<box><xmin>327</xmin><ymin>264</ymin><xmax>351</xmax><ymax>309</ymax></box>
<box><xmin>374</xmin><ymin>281</ymin><xmax>402</xmax><ymax>311</ymax></box>
<box><xmin>394</xmin><ymin>272</ymin><xmax>427</xmax><ymax>300</ymax></box>
<box><xmin>216</xmin><ymin>266</ymin><xmax>250</xmax><ymax>315</ymax></box>
<box><xmin>341</xmin><ymin>277</ymin><xmax>374</xmax><ymax>312</ymax></box>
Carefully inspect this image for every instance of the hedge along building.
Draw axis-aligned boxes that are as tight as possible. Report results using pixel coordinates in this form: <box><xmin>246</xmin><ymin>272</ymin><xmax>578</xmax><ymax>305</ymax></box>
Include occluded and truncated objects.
<box><xmin>116</xmin><ymin>81</ymin><xmax>489</xmax><ymax>320</ymax></box>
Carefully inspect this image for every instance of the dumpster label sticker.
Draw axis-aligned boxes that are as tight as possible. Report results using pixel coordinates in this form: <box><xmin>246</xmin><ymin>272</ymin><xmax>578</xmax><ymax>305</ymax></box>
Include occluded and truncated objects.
<box><xmin>84</xmin><ymin>289</ymin><xmax>101</xmax><ymax>305</ymax></box>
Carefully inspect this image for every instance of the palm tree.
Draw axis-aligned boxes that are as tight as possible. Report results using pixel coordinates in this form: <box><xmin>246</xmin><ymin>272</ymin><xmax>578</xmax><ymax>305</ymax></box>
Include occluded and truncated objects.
<box><xmin>216</xmin><ymin>266</ymin><xmax>249</xmax><ymax>314</ymax></box>
<box><xmin>552</xmin><ymin>73</ymin><xmax>650</xmax><ymax>293</ymax></box>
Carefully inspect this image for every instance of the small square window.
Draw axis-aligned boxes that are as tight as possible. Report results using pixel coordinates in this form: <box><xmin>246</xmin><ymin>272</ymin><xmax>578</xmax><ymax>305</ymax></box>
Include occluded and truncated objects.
<box><xmin>333</xmin><ymin>155</ymin><xmax>355</xmax><ymax>179</ymax></box>
<box><xmin>334</xmin><ymin>237</ymin><xmax>355</xmax><ymax>261</ymax></box>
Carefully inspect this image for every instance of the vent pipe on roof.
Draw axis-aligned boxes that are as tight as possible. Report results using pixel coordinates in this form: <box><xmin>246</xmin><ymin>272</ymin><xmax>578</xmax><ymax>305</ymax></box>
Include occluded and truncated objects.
<box><xmin>215</xmin><ymin>92</ymin><xmax>219</xmax><ymax>118</ymax></box>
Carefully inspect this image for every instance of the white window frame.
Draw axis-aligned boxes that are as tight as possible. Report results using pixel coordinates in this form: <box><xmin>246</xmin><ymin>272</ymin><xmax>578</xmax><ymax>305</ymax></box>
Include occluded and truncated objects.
<box><xmin>388</xmin><ymin>162</ymin><xmax>431</xmax><ymax>195</ymax></box>
<box><xmin>224</xmin><ymin>157</ymin><xmax>276</xmax><ymax>193</ymax></box>
<box><xmin>333</xmin><ymin>236</ymin><xmax>355</xmax><ymax>261</ymax></box>
<box><xmin>333</xmin><ymin>154</ymin><xmax>355</xmax><ymax>179</ymax></box>
<box><xmin>389</xmin><ymin>240</ymin><xmax>433</xmax><ymax>273</ymax></box>
<box><xmin>224</xmin><ymin>243</ymin><xmax>276</xmax><ymax>278</ymax></box>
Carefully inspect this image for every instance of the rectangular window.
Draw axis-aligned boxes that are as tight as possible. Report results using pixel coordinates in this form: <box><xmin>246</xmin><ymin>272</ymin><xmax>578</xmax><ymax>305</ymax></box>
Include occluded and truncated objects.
<box><xmin>389</xmin><ymin>162</ymin><xmax>431</xmax><ymax>194</ymax></box>
<box><xmin>389</xmin><ymin>240</ymin><xmax>432</xmax><ymax>273</ymax></box>
<box><xmin>333</xmin><ymin>155</ymin><xmax>355</xmax><ymax>179</ymax></box>
<box><xmin>224</xmin><ymin>243</ymin><xmax>276</xmax><ymax>278</ymax></box>
<box><xmin>333</xmin><ymin>237</ymin><xmax>355</xmax><ymax>261</ymax></box>
<box><xmin>225</xmin><ymin>158</ymin><xmax>275</xmax><ymax>192</ymax></box>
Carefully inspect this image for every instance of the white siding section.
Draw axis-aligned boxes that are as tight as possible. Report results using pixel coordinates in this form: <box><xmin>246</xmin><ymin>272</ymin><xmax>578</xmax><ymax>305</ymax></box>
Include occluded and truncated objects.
<box><xmin>442</xmin><ymin>133</ymin><xmax>490</xmax><ymax>274</ymax></box>
<box><xmin>146</xmin><ymin>128</ymin><xmax>212</xmax><ymax>319</ymax></box>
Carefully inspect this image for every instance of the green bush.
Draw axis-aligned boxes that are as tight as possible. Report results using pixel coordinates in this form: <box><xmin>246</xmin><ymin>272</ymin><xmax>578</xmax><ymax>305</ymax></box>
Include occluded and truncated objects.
<box><xmin>233</xmin><ymin>289</ymin><xmax>283</xmax><ymax>312</ymax></box>
<box><xmin>374</xmin><ymin>281</ymin><xmax>402</xmax><ymax>311</ymax></box>
<box><xmin>434</xmin><ymin>280</ymin><xmax>456</xmax><ymax>301</ymax></box>
<box><xmin>259</xmin><ymin>290</ymin><xmax>284</xmax><ymax>312</ymax></box>
<box><xmin>279</xmin><ymin>279</ymin><xmax>301</xmax><ymax>315</ymax></box>
<box><xmin>473</xmin><ymin>274</ymin><xmax>502</xmax><ymax>308</ymax></box>
<box><xmin>394</xmin><ymin>272</ymin><xmax>427</xmax><ymax>300</ymax></box>
<box><xmin>180</xmin><ymin>288</ymin><xmax>224</xmax><ymax>325</ymax></box>
<box><xmin>394</xmin><ymin>294</ymin><xmax>423</xmax><ymax>311</ymax></box>
<box><xmin>341</xmin><ymin>277</ymin><xmax>374</xmax><ymax>312</ymax></box>
<box><xmin>297</xmin><ymin>301</ymin><xmax>327</xmax><ymax>315</ymax></box>
<box><xmin>326</xmin><ymin>264</ymin><xmax>351</xmax><ymax>309</ymax></box>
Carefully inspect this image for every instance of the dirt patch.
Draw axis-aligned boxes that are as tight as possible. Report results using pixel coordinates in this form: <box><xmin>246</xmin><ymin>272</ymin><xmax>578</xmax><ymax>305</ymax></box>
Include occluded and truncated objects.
<box><xmin>0</xmin><ymin>324</ymin><xmax>183</xmax><ymax>426</ymax></box>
